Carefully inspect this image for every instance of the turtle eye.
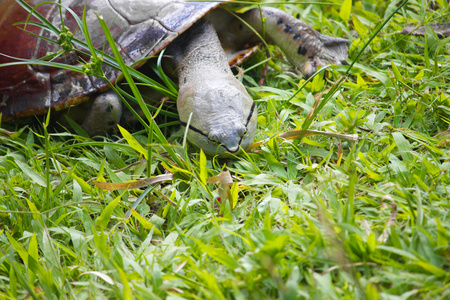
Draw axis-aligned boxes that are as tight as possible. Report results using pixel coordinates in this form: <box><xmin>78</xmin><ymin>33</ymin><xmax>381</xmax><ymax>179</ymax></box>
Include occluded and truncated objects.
<box><xmin>208</xmin><ymin>132</ymin><xmax>221</xmax><ymax>145</ymax></box>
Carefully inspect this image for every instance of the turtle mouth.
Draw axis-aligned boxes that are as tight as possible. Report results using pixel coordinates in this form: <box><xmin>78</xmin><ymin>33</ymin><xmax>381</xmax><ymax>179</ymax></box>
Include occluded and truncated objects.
<box><xmin>179</xmin><ymin>101</ymin><xmax>256</xmax><ymax>154</ymax></box>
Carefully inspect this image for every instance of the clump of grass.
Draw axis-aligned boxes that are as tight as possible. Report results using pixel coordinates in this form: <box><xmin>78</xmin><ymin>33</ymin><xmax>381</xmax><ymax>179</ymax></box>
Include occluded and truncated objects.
<box><xmin>0</xmin><ymin>0</ymin><xmax>449</xmax><ymax>299</ymax></box>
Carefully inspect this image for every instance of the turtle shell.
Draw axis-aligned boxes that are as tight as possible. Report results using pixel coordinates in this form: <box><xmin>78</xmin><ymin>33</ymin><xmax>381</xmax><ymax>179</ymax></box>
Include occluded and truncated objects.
<box><xmin>0</xmin><ymin>0</ymin><xmax>224</xmax><ymax>121</ymax></box>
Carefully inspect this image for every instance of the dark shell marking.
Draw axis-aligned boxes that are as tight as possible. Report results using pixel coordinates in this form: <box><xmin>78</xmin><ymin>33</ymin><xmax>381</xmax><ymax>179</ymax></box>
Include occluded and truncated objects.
<box><xmin>284</xmin><ymin>24</ymin><xmax>293</xmax><ymax>33</ymax></box>
<box><xmin>272</xmin><ymin>12</ymin><xmax>320</xmax><ymax>61</ymax></box>
<box><xmin>297</xmin><ymin>46</ymin><xmax>307</xmax><ymax>56</ymax></box>
<box><xmin>0</xmin><ymin>0</ymin><xmax>222</xmax><ymax>121</ymax></box>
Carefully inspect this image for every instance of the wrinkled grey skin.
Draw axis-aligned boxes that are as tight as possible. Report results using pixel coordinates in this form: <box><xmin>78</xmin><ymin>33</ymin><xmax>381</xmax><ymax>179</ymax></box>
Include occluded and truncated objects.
<box><xmin>168</xmin><ymin>21</ymin><xmax>256</xmax><ymax>155</ymax></box>
<box><xmin>165</xmin><ymin>7</ymin><xmax>349</xmax><ymax>156</ymax></box>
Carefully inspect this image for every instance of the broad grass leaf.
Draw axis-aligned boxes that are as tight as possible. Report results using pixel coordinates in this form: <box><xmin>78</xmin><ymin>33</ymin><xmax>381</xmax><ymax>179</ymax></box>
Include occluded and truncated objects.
<box><xmin>357</xmin><ymin>7</ymin><xmax>381</xmax><ymax>23</ymax></box>
<box><xmin>130</xmin><ymin>209</ymin><xmax>163</xmax><ymax>235</ymax></box>
<box><xmin>412</xmin><ymin>261</ymin><xmax>446</xmax><ymax>277</ymax></box>
<box><xmin>339</xmin><ymin>0</ymin><xmax>352</xmax><ymax>23</ymax></box>
<box><xmin>6</xmin><ymin>232</ymin><xmax>29</xmax><ymax>265</ymax></box>
<box><xmin>81</xmin><ymin>271</ymin><xmax>115</xmax><ymax>285</ymax></box>
<box><xmin>264</xmin><ymin>209</ymin><xmax>272</xmax><ymax>231</ymax></box>
<box><xmin>356</xmin><ymin>74</ymin><xmax>367</xmax><ymax>87</ymax></box>
<box><xmin>230</xmin><ymin>181</ymin><xmax>239</xmax><ymax>209</ymax></box>
<box><xmin>436</xmin><ymin>219</ymin><xmax>449</xmax><ymax>248</ymax></box>
<box><xmin>352</xmin><ymin>15</ymin><xmax>368</xmax><ymax>38</ymax></box>
<box><xmin>42</xmin><ymin>230</ymin><xmax>60</xmax><ymax>269</ymax></box>
<box><xmin>389</xmin><ymin>155</ymin><xmax>412</xmax><ymax>184</ymax></box>
<box><xmin>376</xmin><ymin>245</ymin><xmax>418</xmax><ymax>261</ymax></box>
<box><xmin>54</xmin><ymin>166</ymin><xmax>77</xmax><ymax>198</ymax></box>
<box><xmin>358</xmin><ymin>152</ymin><xmax>384</xmax><ymax>181</ymax></box>
<box><xmin>28</xmin><ymin>233</ymin><xmax>39</xmax><ymax>282</ymax></box>
<box><xmin>366</xmin><ymin>283</ymin><xmax>379</xmax><ymax>300</ymax></box>
<box><xmin>423</xmin><ymin>159</ymin><xmax>440</xmax><ymax>177</ymax></box>
<box><xmin>259</xmin><ymin>234</ymin><xmax>289</xmax><ymax>257</ymax></box>
<box><xmin>162</xmin><ymin>203</ymin><xmax>170</xmax><ymax>218</ymax></box>
<box><xmin>150</xmin><ymin>262</ymin><xmax>163</xmax><ymax>291</ymax></box>
<box><xmin>390</xmin><ymin>61</ymin><xmax>402</xmax><ymax>81</ymax></box>
<box><xmin>367</xmin><ymin>232</ymin><xmax>376</xmax><ymax>253</ymax></box>
<box><xmin>435</xmin><ymin>0</ymin><xmax>447</xmax><ymax>8</ymax></box>
<box><xmin>353</xmin><ymin>63</ymin><xmax>389</xmax><ymax>84</ymax></box>
<box><xmin>118</xmin><ymin>125</ymin><xmax>148</xmax><ymax>159</ymax></box>
<box><xmin>9</xmin><ymin>264</ymin><xmax>17</xmax><ymax>298</ymax></box>
<box><xmin>96</xmin><ymin>194</ymin><xmax>122</xmax><ymax>228</ymax></box>
<box><xmin>64</xmin><ymin>115</ymin><xmax>89</xmax><ymax>137</ymax></box>
<box><xmin>124</xmin><ymin>185</ymin><xmax>156</xmax><ymax>219</ymax></box>
<box><xmin>93</xmin><ymin>229</ymin><xmax>109</xmax><ymax>259</ymax></box>
<box><xmin>203</xmin><ymin>273</ymin><xmax>226</xmax><ymax>299</ymax></box>
<box><xmin>28</xmin><ymin>234</ymin><xmax>39</xmax><ymax>264</ymax></box>
<box><xmin>402</xmin><ymin>130</ymin><xmax>444</xmax><ymax>156</ymax></box>
<box><xmin>199</xmin><ymin>149</ymin><xmax>207</xmax><ymax>185</ymax></box>
<box><xmin>67</xmin><ymin>228</ymin><xmax>87</xmax><ymax>259</ymax></box>
<box><xmin>72</xmin><ymin>179</ymin><xmax>82</xmax><ymax>202</ymax></box>
<box><xmin>104</xmin><ymin>145</ymin><xmax>127</xmax><ymax>169</ymax></box>
<box><xmin>14</xmin><ymin>159</ymin><xmax>46</xmax><ymax>187</ymax></box>
<box><xmin>53</xmin><ymin>240</ymin><xmax>78</xmax><ymax>260</ymax></box>
<box><xmin>71</xmin><ymin>174</ymin><xmax>92</xmax><ymax>193</ymax></box>
<box><xmin>313</xmin><ymin>273</ymin><xmax>339</xmax><ymax>299</ymax></box>
<box><xmin>26</xmin><ymin>199</ymin><xmax>43</xmax><ymax>224</ymax></box>
<box><xmin>366</xmin><ymin>170</ymin><xmax>383</xmax><ymax>181</ymax></box>
<box><xmin>117</xmin><ymin>267</ymin><xmax>133</xmax><ymax>300</ymax></box>
<box><xmin>263</xmin><ymin>151</ymin><xmax>286</xmax><ymax>178</ymax></box>
<box><xmin>392</xmin><ymin>132</ymin><xmax>413</xmax><ymax>163</ymax></box>
<box><xmin>414</xmin><ymin>70</ymin><xmax>424</xmax><ymax>80</ymax></box>
<box><xmin>192</xmin><ymin>237</ymin><xmax>239</xmax><ymax>269</ymax></box>
<box><xmin>412</xmin><ymin>174</ymin><xmax>429</xmax><ymax>192</ymax></box>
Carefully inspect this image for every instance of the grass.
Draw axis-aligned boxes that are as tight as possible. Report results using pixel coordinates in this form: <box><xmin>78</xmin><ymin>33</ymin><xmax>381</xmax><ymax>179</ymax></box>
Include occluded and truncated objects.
<box><xmin>1</xmin><ymin>0</ymin><xmax>450</xmax><ymax>299</ymax></box>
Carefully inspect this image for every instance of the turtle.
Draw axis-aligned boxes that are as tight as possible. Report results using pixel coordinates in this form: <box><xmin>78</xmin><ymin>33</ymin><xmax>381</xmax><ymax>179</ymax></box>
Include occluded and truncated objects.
<box><xmin>0</xmin><ymin>0</ymin><xmax>350</xmax><ymax>156</ymax></box>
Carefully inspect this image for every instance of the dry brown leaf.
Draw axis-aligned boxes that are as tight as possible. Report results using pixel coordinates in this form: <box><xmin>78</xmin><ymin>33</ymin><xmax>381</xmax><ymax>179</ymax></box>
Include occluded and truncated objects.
<box><xmin>207</xmin><ymin>170</ymin><xmax>233</xmax><ymax>185</ymax></box>
<box><xmin>93</xmin><ymin>174</ymin><xmax>173</xmax><ymax>190</ymax></box>
<box><xmin>435</xmin><ymin>129</ymin><xmax>450</xmax><ymax>138</ymax></box>
<box><xmin>207</xmin><ymin>171</ymin><xmax>234</xmax><ymax>203</ymax></box>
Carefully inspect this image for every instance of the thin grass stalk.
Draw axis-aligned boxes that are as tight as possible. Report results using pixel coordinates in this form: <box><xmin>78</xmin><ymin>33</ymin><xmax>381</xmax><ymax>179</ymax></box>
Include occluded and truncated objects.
<box><xmin>43</xmin><ymin>109</ymin><xmax>52</xmax><ymax>204</ymax></box>
<box><xmin>95</xmin><ymin>14</ymin><xmax>184</xmax><ymax>167</ymax></box>
<box><xmin>148</xmin><ymin>118</ymin><xmax>153</xmax><ymax>178</ymax></box>
<box><xmin>301</xmin><ymin>0</ymin><xmax>410</xmax><ymax>131</ymax></box>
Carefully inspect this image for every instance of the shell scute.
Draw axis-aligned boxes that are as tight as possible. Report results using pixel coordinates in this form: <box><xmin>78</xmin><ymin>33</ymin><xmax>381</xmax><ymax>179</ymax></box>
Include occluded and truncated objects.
<box><xmin>0</xmin><ymin>0</ymin><xmax>222</xmax><ymax>120</ymax></box>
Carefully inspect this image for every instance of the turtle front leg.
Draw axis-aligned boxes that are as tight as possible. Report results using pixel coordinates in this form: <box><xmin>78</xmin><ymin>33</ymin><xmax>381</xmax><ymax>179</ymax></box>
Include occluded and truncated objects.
<box><xmin>241</xmin><ymin>7</ymin><xmax>350</xmax><ymax>77</ymax></box>
<box><xmin>81</xmin><ymin>91</ymin><xmax>122</xmax><ymax>136</ymax></box>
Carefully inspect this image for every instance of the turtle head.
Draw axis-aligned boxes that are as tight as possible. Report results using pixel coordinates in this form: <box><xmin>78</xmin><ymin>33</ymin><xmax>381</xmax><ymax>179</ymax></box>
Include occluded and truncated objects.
<box><xmin>177</xmin><ymin>78</ymin><xmax>257</xmax><ymax>156</ymax></box>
